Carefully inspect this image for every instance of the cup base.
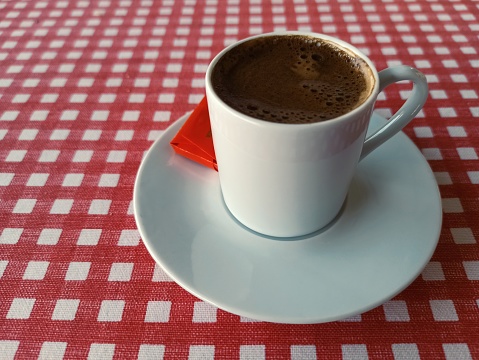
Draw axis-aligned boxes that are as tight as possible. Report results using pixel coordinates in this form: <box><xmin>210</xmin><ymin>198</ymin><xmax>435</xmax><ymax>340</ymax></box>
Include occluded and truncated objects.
<box><xmin>220</xmin><ymin>192</ymin><xmax>348</xmax><ymax>240</ymax></box>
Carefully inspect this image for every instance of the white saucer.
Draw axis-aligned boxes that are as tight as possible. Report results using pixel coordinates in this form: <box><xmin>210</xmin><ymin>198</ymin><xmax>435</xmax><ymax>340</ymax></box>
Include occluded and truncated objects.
<box><xmin>134</xmin><ymin>113</ymin><xmax>442</xmax><ymax>324</ymax></box>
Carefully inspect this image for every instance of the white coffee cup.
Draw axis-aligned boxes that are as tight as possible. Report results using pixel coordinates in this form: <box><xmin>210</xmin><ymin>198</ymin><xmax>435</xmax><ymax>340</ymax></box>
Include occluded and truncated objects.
<box><xmin>205</xmin><ymin>31</ymin><xmax>428</xmax><ymax>237</ymax></box>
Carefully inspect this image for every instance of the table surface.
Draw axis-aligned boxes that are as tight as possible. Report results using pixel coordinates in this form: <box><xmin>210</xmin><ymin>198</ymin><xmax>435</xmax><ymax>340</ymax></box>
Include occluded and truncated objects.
<box><xmin>1</xmin><ymin>0</ymin><xmax>478</xmax><ymax>359</ymax></box>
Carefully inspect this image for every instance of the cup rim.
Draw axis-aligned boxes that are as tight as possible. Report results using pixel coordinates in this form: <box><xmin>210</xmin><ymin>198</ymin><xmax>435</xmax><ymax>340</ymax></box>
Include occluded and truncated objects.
<box><xmin>205</xmin><ymin>31</ymin><xmax>380</xmax><ymax>128</ymax></box>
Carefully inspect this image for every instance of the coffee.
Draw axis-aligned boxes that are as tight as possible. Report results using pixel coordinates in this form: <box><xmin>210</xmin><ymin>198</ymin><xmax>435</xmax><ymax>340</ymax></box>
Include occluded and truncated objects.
<box><xmin>211</xmin><ymin>35</ymin><xmax>375</xmax><ymax>124</ymax></box>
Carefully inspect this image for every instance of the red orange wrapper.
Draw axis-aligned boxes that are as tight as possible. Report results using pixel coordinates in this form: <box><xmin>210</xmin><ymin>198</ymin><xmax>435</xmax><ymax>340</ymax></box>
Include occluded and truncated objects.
<box><xmin>170</xmin><ymin>96</ymin><xmax>218</xmax><ymax>171</ymax></box>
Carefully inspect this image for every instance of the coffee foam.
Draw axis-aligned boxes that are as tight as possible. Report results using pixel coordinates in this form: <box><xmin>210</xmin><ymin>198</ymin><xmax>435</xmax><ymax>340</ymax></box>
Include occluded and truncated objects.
<box><xmin>212</xmin><ymin>35</ymin><xmax>375</xmax><ymax>124</ymax></box>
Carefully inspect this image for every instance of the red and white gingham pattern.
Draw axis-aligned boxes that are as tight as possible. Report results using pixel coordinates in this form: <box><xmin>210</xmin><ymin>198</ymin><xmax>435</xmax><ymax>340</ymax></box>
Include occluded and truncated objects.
<box><xmin>1</xmin><ymin>0</ymin><xmax>479</xmax><ymax>359</ymax></box>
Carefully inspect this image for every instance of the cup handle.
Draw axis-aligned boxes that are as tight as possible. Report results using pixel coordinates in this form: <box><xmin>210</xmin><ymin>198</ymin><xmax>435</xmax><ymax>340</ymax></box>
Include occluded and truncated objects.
<box><xmin>359</xmin><ymin>65</ymin><xmax>428</xmax><ymax>161</ymax></box>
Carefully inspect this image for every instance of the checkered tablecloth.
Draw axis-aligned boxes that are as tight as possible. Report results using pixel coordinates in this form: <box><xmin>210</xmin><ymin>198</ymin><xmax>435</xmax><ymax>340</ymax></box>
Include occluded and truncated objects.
<box><xmin>1</xmin><ymin>0</ymin><xmax>478</xmax><ymax>359</ymax></box>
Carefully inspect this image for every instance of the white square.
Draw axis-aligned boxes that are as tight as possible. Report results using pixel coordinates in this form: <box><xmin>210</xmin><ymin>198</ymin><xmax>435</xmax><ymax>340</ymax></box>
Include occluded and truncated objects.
<box><xmin>152</xmin><ymin>264</ymin><xmax>172</xmax><ymax>282</ymax></box>
<box><xmin>60</xmin><ymin>110</ymin><xmax>79</xmax><ymax>121</ymax></box>
<box><xmin>38</xmin><ymin>342</ymin><xmax>67</xmax><ymax>360</ymax></box>
<box><xmin>188</xmin><ymin>94</ymin><xmax>204</xmax><ymax>104</ymax></box>
<box><xmin>7</xmin><ymin>298</ymin><xmax>35</xmax><ymax>319</ymax></box>
<box><xmin>115</xmin><ymin>130</ymin><xmax>134</xmax><ymax>141</ymax></box>
<box><xmin>33</xmin><ymin>64</ymin><xmax>49</xmax><ymax>73</ymax></box>
<box><xmin>77</xmin><ymin>78</ymin><xmax>95</xmax><ymax>87</ymax></box>
<box><xmin>97</xmin><ymin>300</ymin><xmax>125</xmax><ymax>322</ymax></box>
<box><xmin>191</xmin><ymin>78</ymin><xmax>204</xmax><ymax>88</ymax></box>
<box><xmin>443</xmin><ymin>344</ymin><xmax>473</xmax><ymax>360</ymax></box>
<box><xmin>106</xmin><ymin>78</ymin><xmax>122</xmax><ymax>87</ymax></box>
<box><xmin>40</xmin><ymin>93</ymin><xmax>58</xmax><ymax>103</ymax></box>
<box><xmin>192</xmin><ymin>301</ymin><xmax>217</xmax><ymax>323</ymax></box>
<box><xmin>129</xmin><ymin>93</ymin><xmax>146</xmax><ymax>103</ymax></box>
<box><xmin>1</xmin><ymin>111</ymin><xmax>19</xmax><ymax>121</ymax></box>
<box><xmin>430</xmin><ymin>90</ymin><xmax>447</xmax><ymax>99</ymax></box>
<box><xmin>430</xmin><ymin>300</ymin><xmax>458</xmax><ymax>321</ymax></box>
<box><xmin>51</xmin><ymin>299</ymin><xmax>80</xmax><ymax>320</ymax></box>
<box><xmin>470</xmin><ymin>107</ymin><xmax>479</xmax><ymax>117</ymax></box>
<box><xmin>138</xmin><ymin>345</ymin><xmax>165</xmax><ymax>360</ymax></box>
<box><xmin>12</xmin><ymin>94</ymin><xmax>30</xmax><ymax>103</ymax></box>
<box><xmin>65</xmin><ymin>262</ymin><xmax>90</xmax><ymax>280</ymax></box>
<box><xmin>162</xmin><ymin>78</ymin><xmax>179</xmax><ymax>88</ymax></box>
<box><xmin>13</xmin><ymin>199</ymin><xmax>36</xmax><ymax>214</ymax></box>
<box><xmin>153</xmin><ymin>111</ymin><xmax>170</xmax><ymax>122</ymax></box>
<box><xmin>92</xmin><ymin>51</ymin><xmax>107</xmax><ymax>60</ymax></box>
<box><xmin>447</xmin><ymin>126</ymin><xmax>467</xmax><ymax>137</ymax></box>
<box><xmin>58</xmin><ymin>64</ymin><xmax>75</xmax><ymax>73</ymax></box>
<box><xmin>82</xmin><ymin>130</ymin><xmax>101</xmax><ymax>141</ymax></box>
<box><xmin>108</xmin><ymin>263</ymin><xmax>133</xmax><ymax>281</ymax></box>
<box><xmin>88</xmin><ymin>199</ymin><xmax>111</xmax><ymax>214</ymax></box>
<box><xmin>0</xmin><ymin>78</ymin><xmax>13</xmax><ymax>87</ymax></box>
<box><xmin>19</xmin><ymin>129</ymin><xmax>38</xmax><ymax>140</ymax></box>
<box><xmin>148</xmin><ymin>131</ymin><xmax>164</xmax><ymax>141</ymax></box>
<box><xmin>0</xmin><ymin>173</ymin><xmax>14</xmax><ymax>186</ymax></box>
<box><xmin>5</xmin><ymin>150</ymin><xmax>27</xmax><ymax>162</ymax></box>
<box><xmin>422</xmin><ymin>261</ymin><xmax>446</xmax><ymax>280</ymax></box>
<box><xmin>99</xmin><ymin>174</ymin><xmax>120</xmax><ymax>187</ymax></box>
<box><xmin>144</xmin><ymin>50</ymin><xmax>159</xmax><ymax>59</ymax></box>
<box><xmin>23</xmin><ymin>261</ymin><xmax>49</xmax><ymax>280</ymax></box>
<box><xmin>134</xmin><ymin>78</ymin><xmax>150</xmax><ymax>87</ymax></box>
<box><xmin>88</xmin><ymin>344</ymin><xmax>115</xmax><ymax>360</ymax></box>
<box><xmin>0</xmin><ymin>130</ymin><xmax>6</xmax><ymax>141</ymax></box>
<box><xmin>392</xmin><ymin>344</ymin><xmax>420</xmax><ymax>360</ymax></box>
<box><xmin>460</xmin><ymin>90</ymin><xmax>478</xmax><ymax>99</ymax></box>
<box><xmin>77</xmin><ymin>229</ymin><xmax>102</xmax><ymax>246</ymax></box>
<box><xmin>240</xmin><ymin>345</ymin><xmax>265</xmax><ymax>360</ymax></box>
<box><xmin>31</xmin><ymin>109</ymin><xmax>49</xmax><ymax>120</ymax></box>
<box><xmin>73</xmin><ymin>150</ymin><xmax>93</xmax><ymax>162</ymax></box>
<box><xmin>290</xmin><ymin>345</ymin><xmax>317</xmax><ymax>360</ymax></box>
<box><xmin>457</xmin><ymin>147</ymin><xmax>478</xmax><ymax>160</ymax></box>
<box><xmin>50</xmin><ymin>129</ymin><xmax>70</xmax><ymax>140</ymax></box>
<box><xmin>62</xmin><ymin>173</ymin><xmax>84</xmax><ymax>187</ymax></box>
<box><xmin>91</xmin><ymin>110</ymin><xmax>109</xmax><ymax>121</ymax></box>
<box><xmin>107</xmin><ymin>150</ymin><xmax>127</xmax><ymax>162</ymax></box>
<box><xmin>158</xmin><ymin>94</ymin><xmax>175</xmax><ymax>103</ymax></box>
<box><xmin>99</xmin><ymin>94</ymin><xmax>116</xmax><ymax>103</ymax></box>
<box><xmin>22</xmin><ymin>79</ymin><xmax>39</xmax><ymax>88</ymax></box>
<box><xmin>139</xmin><ymin>64</ymin><xmax>154</xmax><ymax>73</ymax></box>
<box><xmin>0</xmin><ymin>341</ymin><xmax>19</xmax><ymax>359</ymax></box>
<box><xmin>66</xmin><ymin>51</ymin><xmax>81</xmax><ymax>59</ymax></box>
<box><xmin>50</xmin><ymin>78</ymin><xmax>67</xmax><ymax>87</ymax></box>
<box><xmin>451</xmin><ymin>74</ymin><xmax>467</xmax><ymax>82</ymax></box>
<box><xmin>0</xmin><ymin>260</ymin><xmax>8</xmax><ymax>278</ymax></box>
<box><xmin>7</xmin><ymin>65</ymin><xmax>23</xmax><ymax>74</ymax></box>
<box><xmin>118</xmin><ymin>229</ymin><xmax>140</xmax><ymax>246</ymax></box>
<box><xmin>383</xmin><ymin>300</ymin><xmax>410</xmax><ymax>321</ymax></box>
<box><xmin>463</xmin><ymin>261</ymin><xmax>479</xmax><ymax>280</ymax></box>
<box><xmin>50</xmin><ymin>199</ymin><xmax>74</xmax><ymax>214</ymax></box>
<box><xmin>186</xmin><ymin>346</ymin><xmax>215</xmax><ymax>360</ymax></box>
<box><xmin>112</xmin><ymin>64</ymin><xmax>128</xmax><ymax>73</ymax></box>
<box><xmin>442</xmin><ymin>60</ymin><xmax>459</xmax><ymax>68</ymax></box>
<box><xmin>450</xmin><ymin>228</ymin><xmax>475</xmax><ymax>244</ymax></box>
<box><xmin>442</xmin><ymin>198</ymin><xmax>463</xmax><ymax>213</ymax></box>
<box><xmin>166</xmin><ymin>63</ymin><xmax>182</xmax><ymax>72</ymax></box>
<box><xmin>422</xmin><ymin>148</ymin><xmax>442</xmax><ymax>160</ymax></box>
<box><xmin>37</xmin><ymin>228</ymin><xmax>62</xmax><ymax>245</ymax></box>
<box><xmin>38</xmin><ymin>150</ymin><xmax>60</xmax><ymax>162</ymax></box>
<box><xmin>468</xmin><ymin>171</ymin><xmax>479</xmax><ymax>184</ymax></box>
<box><xmin>342</xmin><ymin>344</ymin><xmax>368</xmax><ymax>360</ymax></box>
<box><xmin>85</xmin><ymin>63</ymin><xmax>101</xmax><ymax>73</ymax></box>
<box><xmin>144</xmin><ymin>301</ymin><xmax>171</xmax><ymax>323</ymax></box>
<box><xmin>0</xmin><ymin>228</ymin><xmax>23</xmax><ymax>244</ymax></box>
<box><xmin>413</xmin><ymin>126</ymin><xmax>433</xmax><ymax>138</ymax></box>
<box><xmin>118</xmin><ymin>50</ymin><xmax>133</xmax><ymax>59</ymax></box>
<box><xmin>70</xmin><ymin>93</ymin><xmax>87</xmax><ymax>103</ymax></box>
<box><xmin>122</xmin><ymin>111</ymin><xmax>140</xmax><ymax>121</ymax></box>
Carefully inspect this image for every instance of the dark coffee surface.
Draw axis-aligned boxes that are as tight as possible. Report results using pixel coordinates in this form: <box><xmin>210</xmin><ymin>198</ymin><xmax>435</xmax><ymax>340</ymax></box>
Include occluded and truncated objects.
<box><xmin>211</xmin><ymin>35</ymin><xmax>375</xmax><ymax>124</ymax></box>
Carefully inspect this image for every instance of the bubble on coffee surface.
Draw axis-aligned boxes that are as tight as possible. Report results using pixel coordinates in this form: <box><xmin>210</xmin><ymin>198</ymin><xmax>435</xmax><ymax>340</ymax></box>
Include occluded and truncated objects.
<box><xmin>211</xmin><ymin>35</ymin><xmax>375</xmax><ymax>124</ymax></box>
